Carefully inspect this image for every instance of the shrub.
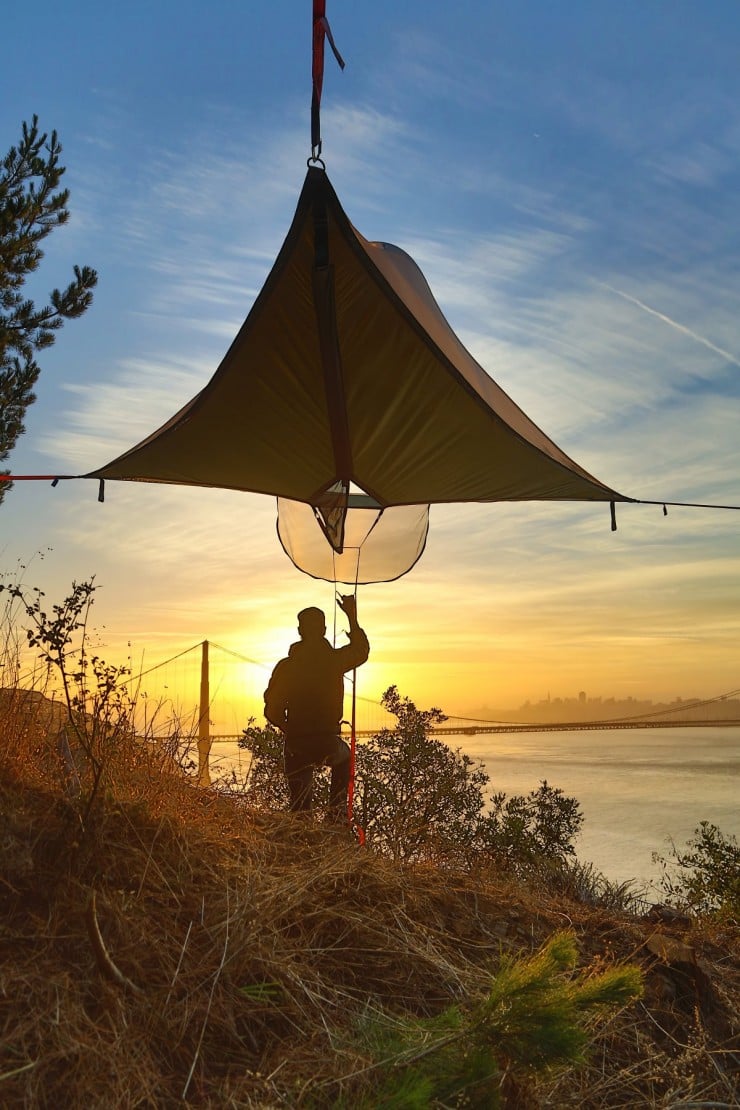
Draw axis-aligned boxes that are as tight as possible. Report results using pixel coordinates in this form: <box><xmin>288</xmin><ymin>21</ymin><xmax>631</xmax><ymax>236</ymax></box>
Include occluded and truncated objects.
<box><xmin>237</xmin><ymin>719</ymin><xmax>295</xmax><ymax>810</ymax></box>
<box><xmin>653</xmin><ymin>821</ymin><xmax>740</xmax><ymax>919</ymax></box>
<box><xmin>478</xmin><ymin>780</ymin><xmax>584</xmax><ymax>878</ymax></box>
<box><xmin>545</xmin><ymin>858</ymin><xmax>646</xmax><ymax>914</ymax></box>
<box><xmin>354</xmin><ymin>685</ymin><xmax>489</xmax><ymax>862</ymax></box>
<box><xmin>0</xmin><ymin>574</ymin><xmax>177</xmax><ymax>829</ymax></box>
<box><xmin>345</xmin><ymin>931</ymin><xmax>642</xmax><ymax>1109</ymax></box>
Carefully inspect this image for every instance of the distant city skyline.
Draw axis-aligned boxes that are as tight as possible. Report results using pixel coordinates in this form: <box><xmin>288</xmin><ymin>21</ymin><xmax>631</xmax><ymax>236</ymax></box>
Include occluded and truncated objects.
<box><xmin>468</xmin><ymin>688</ymin><xmax>740</xmax><ymax>726</ymax></box>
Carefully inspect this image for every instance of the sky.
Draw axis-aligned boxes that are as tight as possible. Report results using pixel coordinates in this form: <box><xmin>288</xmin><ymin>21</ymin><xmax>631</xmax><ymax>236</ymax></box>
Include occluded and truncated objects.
<box><xmin>2</xmin><ymin>0</ymin><xmax>740</xmax><ymax>722</ymax></box>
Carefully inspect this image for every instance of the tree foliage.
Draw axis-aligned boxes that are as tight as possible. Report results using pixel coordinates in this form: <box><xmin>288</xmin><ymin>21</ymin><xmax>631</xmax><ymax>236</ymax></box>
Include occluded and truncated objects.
<box><xmin>348</xmin><ymin>931</ymin><xmax>642</xmax><ymax>1109</ymax></box>
<box><xmin>1</xmin><ymin>116</ymin><xmax>97</xmax><ymax>495</ymax></box>
<box><xmin>354</xmin><ymin>685</ymin><xmax>489</xmax><ymax>861</ymax></box>
<box><xmin>0</xmin><ymin>574</ymin><xmax>134</xmax><ymax>827</ymax></box>
<box><xmin>654</xmin><ymin>821</ymin><xmax>740</xmax><ymax>920</ymax></box>
<box><xmin>238</xmin><ymin>719</ymin><xmax>293</xmax><ymax>811</ymax></box>
<box><xmin>239</xmin><ymin>685</ymin><xmax>584</xmax><ymax>876</ymax></box>
<box><xmin>479</xmin><ymin>780</ymin><xmax>584</xmax><ymax>876</ymax></box>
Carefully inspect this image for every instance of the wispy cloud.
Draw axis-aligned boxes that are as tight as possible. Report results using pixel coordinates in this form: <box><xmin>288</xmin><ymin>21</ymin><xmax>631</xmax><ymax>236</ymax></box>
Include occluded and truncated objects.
<box><xmin>41</xmin><ymin>357</ymin><xmax>212</xmax><ymax>468</ymax></box>
<box><xmin>598</xmin><ymin>282</ymin><xmax>740</xmax><ymax>370</ymax></box>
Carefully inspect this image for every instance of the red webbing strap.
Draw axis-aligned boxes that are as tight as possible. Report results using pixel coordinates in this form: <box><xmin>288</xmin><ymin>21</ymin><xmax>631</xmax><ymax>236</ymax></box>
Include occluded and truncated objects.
<box><xmin>0</xmin><ymin>474</ymin><xmax>67</xmax><ymax>481</ymax></box>
<box><xmin>311</xmin><ymin>1</ymin><xmax>345</xmax><ymax>159</ymax></box>
<box><xmin>343</xmin><ymin>571</ymin><xmax>365</xmax><ymax>843</ymax></box>
<box><xmin>0</xmin><ymin>473</ymin><xmax>104</xmax><ymax>499</ymax></box>
<box><xmin>311</xmin><ymin>0</ymin><xmax>326</xmax><ymax>155</ymax></box>
<box><xmin>347</xmin><ymin>665</ymin><xmax>365</xmax><ymax>844</ymax></box>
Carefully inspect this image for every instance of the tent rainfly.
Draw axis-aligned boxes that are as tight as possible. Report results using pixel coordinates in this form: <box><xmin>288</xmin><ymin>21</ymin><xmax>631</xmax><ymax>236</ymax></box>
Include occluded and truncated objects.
<box><xmin>86</xmin><ymin>167</ymin><xmax>631</xmax><ymax>580</ymax></box>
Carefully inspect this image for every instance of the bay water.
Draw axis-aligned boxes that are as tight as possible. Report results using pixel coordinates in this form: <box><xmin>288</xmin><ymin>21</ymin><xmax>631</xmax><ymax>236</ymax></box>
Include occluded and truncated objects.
<box><xmin>459</xmin><ymin>725</ymin><xmax>739</xmax><ymax>896</ymax></box>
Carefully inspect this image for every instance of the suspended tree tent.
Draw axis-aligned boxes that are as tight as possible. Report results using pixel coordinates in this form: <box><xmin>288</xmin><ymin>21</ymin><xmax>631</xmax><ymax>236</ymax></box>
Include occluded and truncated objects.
<box><xmin>7</xmin><ymin>2</ymin><xmax>734</xmax><ymax>584</ymax></box>
<box><xmin>83</xmin><ymin>164</ymin><xmax>631</xmax><ymax>582</ymax></box>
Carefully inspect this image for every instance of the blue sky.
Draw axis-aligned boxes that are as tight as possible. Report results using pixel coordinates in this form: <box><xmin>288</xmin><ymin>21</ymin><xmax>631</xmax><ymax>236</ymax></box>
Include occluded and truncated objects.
<box><xmin>2</xmin><ymin>1</ymin><xmax>740</xmax><ymax>715</ymax></box>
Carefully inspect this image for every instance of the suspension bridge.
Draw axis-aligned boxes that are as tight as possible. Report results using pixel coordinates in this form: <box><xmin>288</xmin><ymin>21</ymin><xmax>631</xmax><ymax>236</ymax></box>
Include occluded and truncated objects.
<box><xmin>17</xmin><ymin>638</ymin><xmax>740</xmax><ymax>787</ymax></box>
<box><xmin>109</xmin><ymin>641</ymin><xmax>740</xmax><ymax>786</ymax></box>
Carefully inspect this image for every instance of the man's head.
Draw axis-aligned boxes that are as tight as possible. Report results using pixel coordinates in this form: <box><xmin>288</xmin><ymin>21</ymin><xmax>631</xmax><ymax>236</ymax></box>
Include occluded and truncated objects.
<box><xmin>297</xmin><ymin>606</ymin><xmax>326</xmax><ymax>640</ymax></box>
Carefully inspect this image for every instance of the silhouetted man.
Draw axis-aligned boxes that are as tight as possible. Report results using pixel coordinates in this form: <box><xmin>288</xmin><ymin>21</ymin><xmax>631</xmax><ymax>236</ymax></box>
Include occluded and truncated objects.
<box><xmin>264</xmin><ymin>595</ymin><xmax>370</xmax><ymax>822</ymax></box>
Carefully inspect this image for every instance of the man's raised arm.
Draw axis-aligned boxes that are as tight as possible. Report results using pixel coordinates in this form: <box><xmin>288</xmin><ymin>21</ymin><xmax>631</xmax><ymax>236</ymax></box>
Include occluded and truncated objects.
<box><xmin>336</xmin><ymin>594</ymin><xmax>370</xmax><ymax>669</ymax></box>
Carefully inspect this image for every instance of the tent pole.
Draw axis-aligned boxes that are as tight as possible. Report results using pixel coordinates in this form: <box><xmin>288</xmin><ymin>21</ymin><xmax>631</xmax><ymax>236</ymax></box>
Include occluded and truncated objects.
<box><xmin>197</xmin><ymin>639</ymin><xmax>211</xmax><ymax>786</ymax></box>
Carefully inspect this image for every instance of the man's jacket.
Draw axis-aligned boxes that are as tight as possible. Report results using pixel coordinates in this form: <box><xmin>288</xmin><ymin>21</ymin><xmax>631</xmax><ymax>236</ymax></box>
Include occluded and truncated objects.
<box><xmin>264</xmin><ymin>627</ymin><xmax>369</xmax><ymax>743</ymax></box>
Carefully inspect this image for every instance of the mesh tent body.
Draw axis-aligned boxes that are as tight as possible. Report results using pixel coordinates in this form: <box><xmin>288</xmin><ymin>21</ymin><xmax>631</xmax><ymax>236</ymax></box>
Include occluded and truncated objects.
<box><xmin>276</xmin><ymin>496</ymin><xmax>431</xmax><ymax>585</ymax></box>
<box><xmin>87</xmin><ymin>166</ymin><xmax>628</xmax><ymax>574</ymax></box>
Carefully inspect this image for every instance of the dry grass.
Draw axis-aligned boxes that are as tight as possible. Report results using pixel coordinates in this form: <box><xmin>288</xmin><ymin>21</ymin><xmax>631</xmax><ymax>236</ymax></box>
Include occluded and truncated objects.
<box><xmin>0</xmin><ymin>696</ymin><xmax>738</xmax><ymax>1108</ymax></box>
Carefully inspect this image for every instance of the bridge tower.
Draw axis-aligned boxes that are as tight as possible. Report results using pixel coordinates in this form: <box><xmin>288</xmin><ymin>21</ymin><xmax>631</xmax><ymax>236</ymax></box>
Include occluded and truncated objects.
<box><xmin>197</xmin><ymin>640</ymin><xmax>211</xmax><ymax>785</ymax></box>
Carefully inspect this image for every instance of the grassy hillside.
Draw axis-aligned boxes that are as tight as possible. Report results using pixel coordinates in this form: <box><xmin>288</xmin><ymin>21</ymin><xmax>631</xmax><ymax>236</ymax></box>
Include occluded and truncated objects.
<box><xmin>0</xmin><ymin>692</ymin><xmax>738</xmax><ymax>1108</ymax></box>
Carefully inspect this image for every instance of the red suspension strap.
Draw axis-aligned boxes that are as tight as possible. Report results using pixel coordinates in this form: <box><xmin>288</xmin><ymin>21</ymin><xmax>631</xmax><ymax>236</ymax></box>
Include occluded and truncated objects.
<box><xmin>334</xmin><ymin>563</ymin><xmax>365</xmax><ymax>842</ymax></box>
<box><xmin>346</xmin><ymin>663</ymin><xmax>365</xmax><ymax>843</ymax></box>
<box><xmin>311</xmin><ymin>0</ymin><xmax>345</xmax><ymax>161</ymax></box>
<box><xmin>0</xmin><ymin>474</ymin><xmax>67</xmax><ymax>481</ymax></box>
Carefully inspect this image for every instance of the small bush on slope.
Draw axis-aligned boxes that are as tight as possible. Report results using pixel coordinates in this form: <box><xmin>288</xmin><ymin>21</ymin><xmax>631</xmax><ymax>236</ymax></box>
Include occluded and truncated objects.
<box><xmin>654</xmin><ymin>821</ymin><xmax>740</xmax><ymax>920</ymax></box>
<box><xmin>342</xmin><ymin>932</ymin><xmax>641</xmax><ymax>1109</ymax></box>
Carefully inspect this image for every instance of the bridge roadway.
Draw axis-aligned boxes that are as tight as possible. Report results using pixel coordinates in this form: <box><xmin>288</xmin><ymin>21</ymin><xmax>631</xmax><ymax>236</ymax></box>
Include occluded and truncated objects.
<box><xmin>211</xmin><ymin>718</ymin><xmax>740</xmax><ymax>743</ymax></box>
<box><xmin>352</xmin><ymin>718</ymin><xmax>740</xmax><ymax>737</ymax></box>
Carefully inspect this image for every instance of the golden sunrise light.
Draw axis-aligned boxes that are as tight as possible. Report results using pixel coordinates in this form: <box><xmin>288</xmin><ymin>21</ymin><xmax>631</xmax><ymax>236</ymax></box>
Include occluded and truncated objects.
<box><xmin>3</xmin><ymin>7</ymin><xmax>740</xmax><ymax>1103</ymax></box>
